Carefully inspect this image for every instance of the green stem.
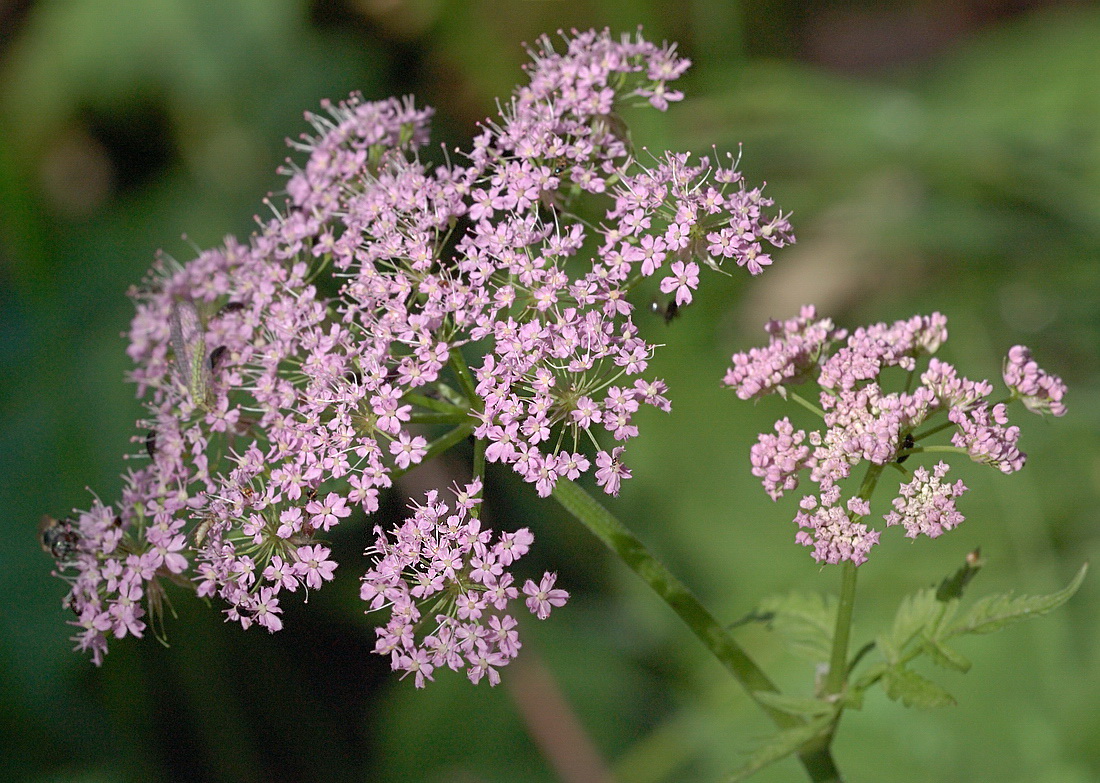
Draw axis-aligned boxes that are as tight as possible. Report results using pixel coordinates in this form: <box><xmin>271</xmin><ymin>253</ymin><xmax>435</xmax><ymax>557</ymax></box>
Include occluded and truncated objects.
<box><xmin>912</xmin><ymin>419</ymin><xmax>953</xmax><ymax>440</ymax></box>
<box><xmin>824</xmin><ymin>562</ymin><xmax>859</xmax><ymax>696</ymax></box>
<box><xmin>789</xmin><ymin>391</ymin><xmax>826</xmax><ymax>419</ymax></box>
<box><xmin>912</xmin><ymin>445</ymin><xmax>968</xmax><ymax>457</ymax></box>
<box><xmin>407</xmin><ymin>412</ymin><xmax>471</xmax><ymax>426</ymax></box>
<box><xmin>822</xmin><ymin>462</ymin><xmax>885</xmax><ymax>696</ymax></box>
<box><xmin>551</xmin><ymin>481</ymin><xmax>787</xmax><ymax>716</ymax></box>
<box><xmin>449</xmin><ymin>347</ymin><xmax>479</xmax><ymax>403</ymax></box>
<box><xmin>402</xmin><ymin>392</ymin><xmax>468</xmax><ymax>415</ymax></box>
<box><xmin>473</xmin><ymin>436</ymin><xmax>486</xmax><ymax>485</ymax></box>
<box><xmin>551</xmin><ymin>479</ymin><xmax>842</xmax><ymax>782</ymax></box>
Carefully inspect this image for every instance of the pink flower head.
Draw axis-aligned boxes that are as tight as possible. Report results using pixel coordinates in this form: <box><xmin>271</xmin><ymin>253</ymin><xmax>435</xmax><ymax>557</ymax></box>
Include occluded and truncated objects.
<box><xmin>794</xmin><ymin>490</ymin><xmax>880</xmax><ymax>566</ymax></box>
<box><xmin>884</xmin><ymin>462</ymin><xmax>966</xmax><ymax>539</ymax></box>
<box><xmin>51</xmin><ymin>27</ymin><xmax>787</xmax><ymax>667</ymax></box>
<box><xmin>733</xmin><ymin>307</ymin><xmax>1053</xmax><ymax>566</ymax></box>
<box><xmin>1003</xmin><ymin>345</ymin><xmax>1067</xmax><ymax>417</ymax></box>
<box><xmin>360</xmin><ymin>483</ymin><xmax>567</xmax><ymax>686</ymax></box>
<box><xmin>950</xmin><ymin>403</ymin><xmax>1025</xmax><ymax>474</ymax></box>
<box><xmin>750</xmin><ymin>417</ymin><xmax>811</xmax><ymax>500</ymax></box>
<box><xmin>724</xmin><ymin>306</ymin><xmax>844</xmax><ymax>400</ymax></box>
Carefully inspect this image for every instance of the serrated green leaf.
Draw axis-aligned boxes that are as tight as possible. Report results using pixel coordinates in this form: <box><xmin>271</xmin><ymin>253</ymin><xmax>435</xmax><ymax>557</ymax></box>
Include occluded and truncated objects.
<box><xmin>876</xmin><ymin>589</ymin><xmax>941</xmax><ymax>665</ymax></box>
<box><xmin>948</xmin><ymin>564</ymin><xmax>1088</xmax><ymax>637</ymax></box>
<box><xmin>752</xmin><ymin>690</ymin><xmax>838</xmax><ymax>718</ymax></box>
<box><xmin>755</xmin><ymin>592</ymin><xmax>837</xmax><ymax>662</ymax></box>
<box><xmin>882</xmin><ymin>666</ymin><xmax>956</xmax><ymax>709</ymax></box>
<box><xmin>920</xmin><ymin>632</ymin><xmax>972</xmax><ymax>673</ymax></box>
<box><xmin>876</xmin><ymin>634</ymin><xmax>900</xmax><ymax>666</ymax></box>
<box><xmin>727</xmin><ymin>717</ymin><xmax>833</xmax><ymax>782</ymax></box>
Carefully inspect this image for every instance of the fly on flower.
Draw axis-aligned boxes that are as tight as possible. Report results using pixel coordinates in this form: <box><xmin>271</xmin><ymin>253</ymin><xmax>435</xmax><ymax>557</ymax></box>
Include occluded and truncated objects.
<box><xmin>39</xmin><ymin>514</ymin><xmax>81</xmax><ymax>563</ymax></box>
<box><xmin>169</xmin><ymin>299</ymin><xmax>212</xmax><ymax>408</ymax></box>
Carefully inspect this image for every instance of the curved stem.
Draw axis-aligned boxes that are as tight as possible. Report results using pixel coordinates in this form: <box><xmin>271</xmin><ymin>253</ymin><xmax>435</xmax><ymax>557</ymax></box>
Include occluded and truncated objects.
<box><xmin>551</xmin><ymin>479</ymin><xmax>842</xmax><ymax>782</ymax></box>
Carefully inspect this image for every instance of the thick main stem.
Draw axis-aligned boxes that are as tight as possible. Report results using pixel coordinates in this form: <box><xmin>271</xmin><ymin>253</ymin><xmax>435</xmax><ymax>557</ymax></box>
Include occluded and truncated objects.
<box><xmin>551</xmin><ymin>479</ymin><xmax>842</xmax><ymax>782</ymax></box>
<box><xmin>824</xmin><ymin>562</ymin><xmax>859</xmax><ymax>696</ymax></box>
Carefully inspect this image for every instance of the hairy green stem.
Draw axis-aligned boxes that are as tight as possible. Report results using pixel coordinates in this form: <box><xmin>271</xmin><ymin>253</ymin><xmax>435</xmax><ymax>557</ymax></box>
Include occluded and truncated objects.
<box><xmin>551</xmin><ymin>479</ymin><xmax>842</xmax><ymax>782</ymax></box>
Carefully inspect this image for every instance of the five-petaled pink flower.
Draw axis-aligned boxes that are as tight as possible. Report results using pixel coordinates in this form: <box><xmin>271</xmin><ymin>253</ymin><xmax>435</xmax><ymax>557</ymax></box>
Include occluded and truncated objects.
<box><xmin>659</xmin><ymin>260</ymin><xmax>700</xmax><ymax>306</ymax></box>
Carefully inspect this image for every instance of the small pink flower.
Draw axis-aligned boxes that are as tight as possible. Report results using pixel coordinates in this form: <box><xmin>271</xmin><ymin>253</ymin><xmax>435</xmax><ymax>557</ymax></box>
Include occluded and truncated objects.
<box><xmin>305</xmin><ymin>492</ymin><xmax>352</xmax><ymax>532</ymax></box>
<box><xmin>522</xmin><ymin>573</ymin><xmax>569</xmax><ymax>620</ymax></box>
<box><xmin>390</xmin><ymin>433</ymin><xmax>428</xmax><ymax>469</ymax></box>
<box><xmin>294</xmin><ymin>545</ymin><xmax>338</xmax><ymax>589</ymax></box>
<box><xmin>594</xmin><ymin>447</ymin><xmax>631</xmax><ymax>496</ymax></box>
<box><xmin>659</xmin><ymin>261</ymin><xmax>699</xmax><ymax>306</ymax></box>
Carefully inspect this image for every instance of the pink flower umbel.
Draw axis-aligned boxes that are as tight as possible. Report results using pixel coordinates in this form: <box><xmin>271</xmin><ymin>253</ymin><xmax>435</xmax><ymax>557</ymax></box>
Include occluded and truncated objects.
<box><xmin>884</xmin><ymin>462</ymin><xmax>967</xmax><ymax>539</ymax></box>
<box><xmin>1003</xmin><ymin>345</ymin><xmax>1067</xmax><ymax>417</ymax></box>
<box><xmin>750</xmin><ymin>418</ymin><xmax>811</xmax><ymax>500</ymax></box>
<box><xmin>723</xmin><ymin>306</ymin><xmax>843</xmax><ymax>400</ymax></box>
<box><xmin>794</xmin><ymin>490</ymin><xmax>880</xmax><ymax>566</ymax></box>
<box><xmin>361</xmin><ymin>482</ymin><xmax>567</xmax><ymax>687</ymax></box>
<box><xmin>729</xmin><ymin>308</ymin><xmax>1065</xmax><ymax>565</ymax></box>
<box><xmin>47</xmin><ymin>27</ymin><xmax>788</xmax><ymax>666</ymax></box>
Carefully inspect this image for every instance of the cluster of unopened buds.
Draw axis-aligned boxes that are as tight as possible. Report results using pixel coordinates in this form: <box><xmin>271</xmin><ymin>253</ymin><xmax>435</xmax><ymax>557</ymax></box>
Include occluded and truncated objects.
<box><xmin>42</xmin><ymin>28</ymin><xmax>797</xmax><ymax>682</ymax></box>
<box><xmin>727</xmin><ymin>306</ymin><xmax>1067</xmax><ymax>565</ymax></box>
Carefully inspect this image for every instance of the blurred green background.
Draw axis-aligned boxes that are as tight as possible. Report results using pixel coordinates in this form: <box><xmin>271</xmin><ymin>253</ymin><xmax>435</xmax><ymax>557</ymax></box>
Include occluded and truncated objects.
<box><xmin>2</xmin><ymin>1</ymin><xmax>1098</xmax><ymax>781</ymax></box>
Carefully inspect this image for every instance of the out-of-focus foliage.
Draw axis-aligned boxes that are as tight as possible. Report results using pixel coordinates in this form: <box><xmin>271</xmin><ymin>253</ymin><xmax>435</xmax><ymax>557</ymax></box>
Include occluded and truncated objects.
<box><xmin>2</xmin><ymin>1</ymin><xmax>1096</xmax><ymax>782</ymax></box>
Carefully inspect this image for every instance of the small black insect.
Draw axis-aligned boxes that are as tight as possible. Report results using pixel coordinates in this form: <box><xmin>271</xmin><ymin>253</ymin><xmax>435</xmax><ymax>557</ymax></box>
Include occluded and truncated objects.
<box><xmin>209</xmin><ymin>345</ymin><xmax>228</xmax><ymax>371</ymax></box>
<box><xmin>896</xmin><ymin>433</ymin><xmax>915</xmax><ymax>463</ymax></box>
<box><xmin>650</xmin><ymin>298</ymin><xmax>680</xmax><ymax>324</ymax></box>
<box><xmin>39</xmin><ymin>515</ymin><xmax>81</xmax><ymax>562</ymax></box>
<box><xmin>145</xmin><ymin>430</ymin><xmax>157</xmax><ymax>458</ymax></box>
<box><xmin>216</xmin><ymin>301</ymin><xmax>246</xmax><ymax>317</ymax></box>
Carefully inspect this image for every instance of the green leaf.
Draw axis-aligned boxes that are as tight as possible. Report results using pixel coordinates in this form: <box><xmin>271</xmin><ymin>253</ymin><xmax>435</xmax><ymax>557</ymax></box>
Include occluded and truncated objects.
<box><xmin>936</xmin><ymin>549</ymin><xmax>984</xmax><ymax>601</ymax></box>
<box><xmin>876</xmin><ymin>589</ymin><xmax>940</xmax><ymax>665</ymax></box>
<box><xmin>727</xmin><ymin>717</ymin><xmax>833</xmax><ymax>782</ymax></box>
<box><xmin>920</xmin><ymin>632</ymin><xmax>972</xmax><ymax>673</ymax></box>
<box><xmin>752</xmin><ymin>691</ymin><xmax>838</xmax><ymax>718</ymax></box>
<box><xmin>755</xmin><ymin>592</ymin><xmax>837</xmax><ymax>662</ymax></box>
<box><xmin>882</xmin><ymin>666</ymin><xmax>957</xmax><ymax>709</ymax></box>
<box><xmin>947</xmin><ymin>564</ymin><xmax>1088</xmax><ymax>637</ymax></box>
<box><xmin>840</xmin><ymin>687</ymin><xmax>865</xmax><ymax>711</ymax></box>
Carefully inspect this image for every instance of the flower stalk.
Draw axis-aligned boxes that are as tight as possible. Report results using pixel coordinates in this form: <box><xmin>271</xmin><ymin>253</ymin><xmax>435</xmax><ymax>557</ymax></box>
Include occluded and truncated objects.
<box><xmin>550</xmin><ymin>478</ymin><xmax>843</xmax><ymax>782</ymax></box>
